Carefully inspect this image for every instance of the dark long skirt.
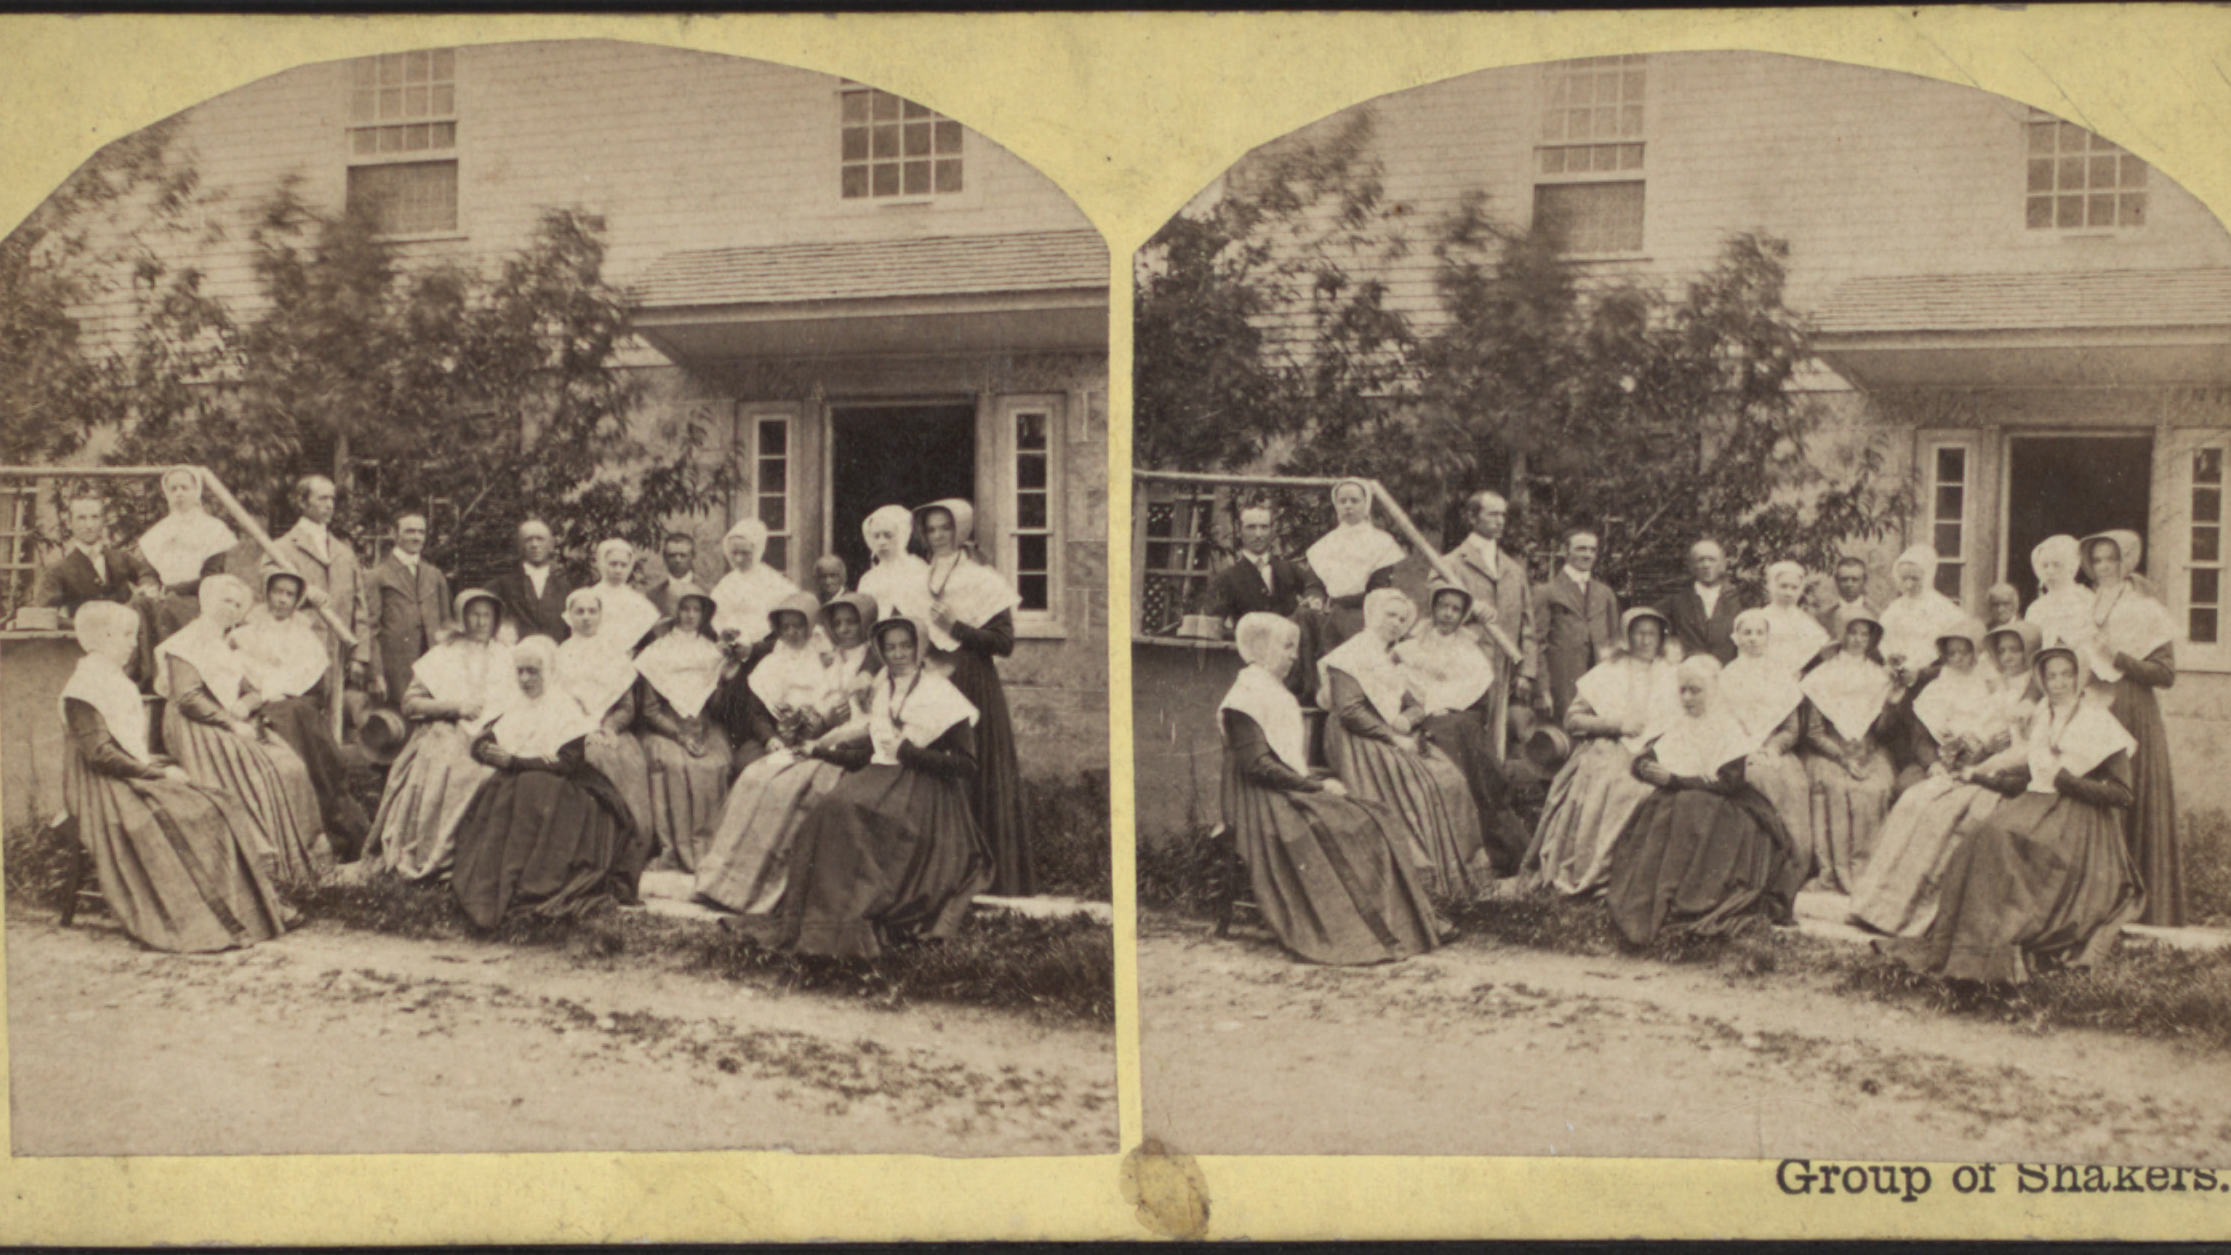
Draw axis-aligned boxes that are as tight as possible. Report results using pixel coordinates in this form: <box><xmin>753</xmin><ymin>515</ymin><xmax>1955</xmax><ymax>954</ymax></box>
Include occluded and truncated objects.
<box><xmin>450</xmin><ymin>766</ymin><xmax>634</xmax><ymax>929</ymax></box>
<box><xmin>2105</xmin><ymin>677</ymin><xmax>2182</xmax><ymax>925</ymax></box>
<box><xmin>1324</xmin><ymin>715</ymin><xmax>1491</xmax><ymax>899</ymax></box>
<box><xmin>941</xmin><ymin>647</ymin><xmax>1032</xmax><ymax>896</ymax></box>
<box><xmin>256</xmin><ymin>695</ymin><xmax>370</xmax><ymax>862</ymax></box>
<box><xmin>1882</xmin><ymin>791</ymin><xmax>2143</xmax><ymax>984</ymax></box>
<box><xmin>63</xmin><ymin>749</ymin><xmax>293</xmax><ymax>952</ymax></box>
<box><xmin>749</xmin><ymin>764</ymin><xmax>993</xmax><ymax>960</ymax></box>
<box><xmin>1416</xmin><ymin>709</ymin><xmax>1530</xmax><ymax>877</ymax></box>
<box><xmin>162</xmin><ymin>706</ymin><xmax>331</xmax><ymax>889</ymax></box>
<box><xmin>1221</xmin><ymin>757</ymin><xmax>1441</xmax><ymax>965</ymax></box>
<box><xmin>1604</xmin><ymin>784</ymin><xmax>1804</xmax><ymax>946</ymax></box>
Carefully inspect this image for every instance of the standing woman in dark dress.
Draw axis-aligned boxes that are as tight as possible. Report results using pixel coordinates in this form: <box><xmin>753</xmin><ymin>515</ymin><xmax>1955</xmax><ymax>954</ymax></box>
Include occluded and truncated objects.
<box><xmin>1215</xmin><ymin>612</ymin><xmax>1444</xmax><ymax>965</ymax></box>
<box><xmin>57</xmin><ymin>602</ymin><xmax>292</xmax><ymax>952</ymax></box>
<box><xmin>450</xmin><ymin>636</ymin><xmax>641</xmax><ymax>927</ymax></box>
<box><xmin>914</xmin><ymin>498</ymin><xmax>1032</xmax><ymax>896</ymax></box>
<box><xmin>740</xmin><ymin>614</ymin><xmax>992</xmax><ymax>959</ymax></box>
<box><xmin>2080</xmin><ymin>530</ymin><xmax>2183</xmax><ymax>925</ymax></box>
<box><xmin>1884</xmin><ymin>646</ymin><xmax>2144</xmax><ymax>983</ymax></box>
<box><xmin>633</xmin><ymin>591</ymin><xmax>740</xmax><ymax>873</ymax></box>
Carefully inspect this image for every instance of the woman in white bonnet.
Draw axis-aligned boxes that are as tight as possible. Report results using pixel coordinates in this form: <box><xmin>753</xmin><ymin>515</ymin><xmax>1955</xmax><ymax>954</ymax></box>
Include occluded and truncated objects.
<box><xmin>1303</xmin><ymin>478</ymin><xmax>1406</xmax><ymax>653</ymax></box>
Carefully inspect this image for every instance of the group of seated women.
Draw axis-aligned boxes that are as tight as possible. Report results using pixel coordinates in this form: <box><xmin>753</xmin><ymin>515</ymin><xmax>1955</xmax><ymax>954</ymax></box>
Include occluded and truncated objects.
<box><xmin>1214</xmin><ymin>529</ymin><xmax>2179</xmax><ymax>987</ymax></box>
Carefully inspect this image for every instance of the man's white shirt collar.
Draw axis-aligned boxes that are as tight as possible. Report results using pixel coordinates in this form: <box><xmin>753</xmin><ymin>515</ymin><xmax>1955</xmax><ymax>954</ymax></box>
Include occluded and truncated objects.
<box><xmin>1563</xmin><ymin>563</ymin><xmax>1591</xmax><ymax>591</ymax></box>
<box><xmin>1695</xmin><ymin>581</ymin><xmax>1723</xmax><ymax>615</ymax></box>
<box><xmin>524</xmin><ymin>561</ymin><xmax>550</xmax><ymax>597</ymax></box>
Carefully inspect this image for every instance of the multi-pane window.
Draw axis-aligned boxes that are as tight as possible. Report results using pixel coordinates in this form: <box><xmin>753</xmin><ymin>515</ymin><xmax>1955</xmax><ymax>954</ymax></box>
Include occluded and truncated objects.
<box><xmin>2026</xmin><ymin>110</ymin><xmax>2147</xmax><ymax>230</ymax></box>
<box><xmin>754</xmin><ymin>415</ymin><xmax>792</xmax><ymax>575</ymax></box>
<box><xmin>839</xmin><ymin>86</ymin><xmax>963</xmax><ymax>200</ymax></box>
<box><xmin>1012</xmin><ymin>409</ymin><xmax>1053</xmax><ymax>612</ymax></box>
<box><xmin>345</xmin><ymin>49</ymin><xmax>458</xmax><ymax>235</ymax></box>
<box><xmin>1533</xmin><ymin>56</ymin><xmax>1646</xmax><ymax>255</ymax></box>
<box><xmin>2191</xmin><ymin>446</ymin><xmax>2224</xmax><ymax>644</ymax></box>
<box><xmin>1926</xmin><ymin>443</ymin><xmax>1970</xmax><ymax>599</ymax></box>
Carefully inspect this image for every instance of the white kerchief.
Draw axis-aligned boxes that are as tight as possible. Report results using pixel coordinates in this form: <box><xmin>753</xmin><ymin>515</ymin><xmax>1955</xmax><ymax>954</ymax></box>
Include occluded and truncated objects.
<box><xmin>923</xmin><ymin>555</ymin><xmax>1023</xmax><ymax>652</ymax></box>
<box><xmin>156</xmin><ymin>617</ymin><xmax>250</xmax><ymax>716</ymax></box>
<box><xmin>2027</xmin><ymin>692</ymin><xmax>2137</xmax><ymax>794</ymax></box>
<box><xmin>1718</xmin><ymin>655</ymin><xmax>1804</xmax><ymax>742</ymax></box>
<box><xmin>594</xmin><ymin>583</ymin><xmax>662</xmax><ymax>653</ymax></box>
<box><xmin>1801</xmin><ymin>652</ymin><xmax>1894</xmax><ymax>743</ymax></box>
<box><xmin>138</xmin><ymin>511</ymin><xmax>236</xmax><ymax>587</ymax></box>
<box><xmin>1218</xmin><ymin>663</ymin><xmax>1309</xmax><ymax>774</ymax></box>
<box><xmin>1306</xmin><ymin>522</ymin><xmax>1406</xmax><ymax>599</ymax></box>
<box><xmin>2025</xmin><ymin>584</ymin><xmax>2097</xmax><ymax>653</ymax></box>
<box><xmin>1318</xmin><ymin>630</ymin><xmax>1409</xmax><ymax>723</ymax></box>
<box><xmin>750</xmin><ymin>640</ymin><xmax>834</xmax><ymax>713</ymax></box>
<box><xmin>61</xmin><ymin>654</ymin><xmax>151</xmax><ymax>763</ymax></box>
<box><xmin>709</xmin><ymin>564</ymin><xmax>798</xmax><ymax>644</ymax></box>
<box><xmin>1395</xmin><ymin>627</ymin><xmax>1494</xmax><ymax>714</ymax></box>
<box><xmin>634</xmin><ymin>630</ymin><xmax>724</xmax><ymax>719</ymax></box>
<box><xmin>859</xmin><ymin>554</ymin><xmax>932</xmax><ymax>627</ymax></box>
<box><xmin>827</xmin><ymin>642</ymin><xmax>878</xmax><ymax>719</ymax></box>
<box><xmin>1758</xmin><ymin>603</ymin><xmax>1831</xmax><ymax>679</ymax></box>
<box><xmin>412</xmin><ymin>638</ymin><xmax>520</xmax><ymax>736</ymax></box>
<box><xmin>1648</xmin><ymin>707</ymin><xmax>1754</xmax><ymax>778</ymax></box>
<box><xmin>1912</xmin><ymin>667</ymin><xmax>2004</xmax><ymax>744</ymax></box>
<box><xmin>1880</xmin><ymin>589</ymin><xmax>1966</xmax><ymax>670</ymax></box>
<box><xmin>871</xmin><ymin>667</ymin><xmax>978</xmax><ymax>765</ymax></box>
<box><xmin>555</xmin><ymin>634</ymin><xmax>639</xmax><ymax>718</ymax></box>
<box><xmin>491</xmin><ymin>688</ymin><xmax>598</xmax><ymax>760</ymax></box>
<box><xmin>231</xmin><ymin>608</ymin><xmax>329</xmax><ymax>700</ymax></box>
<box><xmin>1574</xmin><ymin>654</ymin><xmax>1682</xmax><ymax>753</ymax></box>
<box><xmin>2087</xmin><ymin>583</ymin><xmax>2177</xmax><ymax>684</ymax></box>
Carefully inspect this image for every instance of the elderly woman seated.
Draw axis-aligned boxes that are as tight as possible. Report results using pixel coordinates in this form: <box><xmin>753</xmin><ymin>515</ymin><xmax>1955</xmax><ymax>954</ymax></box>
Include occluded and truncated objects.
<box><xmin>232</xmin><ymin>568</ymin><xmax>370</xmax><ymax>861</ymax></box>
<box><xmin>449</xmin><ymin>636</ymin><xmax>642</xmax><ymax>927</ymax></box>
<box><xmin>632</xmin><ymin>590</ymin><xmax>742</xmax><ymax>873</ymax></box>
<box><xmin>1525</xmin><ymin>606</ymin><xmax>1681</xmax><ymax>898</ymax></box>
<box><xmin>57</xmin><ymin>601</ymin><xmax>293</xmax><ymax>952</ymax></box>
<box><xmin>367</xmin><ymin>589</ymin><xmax>519</xmax><ymax>881</ymax></box>
<box><xmin>155</xmin><ymin>573</ymin><xmax>331</xmax><ymax>888</ymax></box>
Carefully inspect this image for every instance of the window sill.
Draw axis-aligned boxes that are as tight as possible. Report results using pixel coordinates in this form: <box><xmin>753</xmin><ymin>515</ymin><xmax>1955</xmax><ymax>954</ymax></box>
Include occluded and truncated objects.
<box><xmin>1015</xmin><ymin>618</ymin><xmax>1068</xmax><ymax>642</ymax></box>
<box><xmin>372</xmin><ymin>231</ymin><xmax>469</xmax><ymax>245</ymax></box>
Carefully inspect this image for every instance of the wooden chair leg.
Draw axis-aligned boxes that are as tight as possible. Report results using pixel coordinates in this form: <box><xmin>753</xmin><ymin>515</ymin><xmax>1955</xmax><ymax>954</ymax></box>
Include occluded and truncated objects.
<box><xmin>53</xmin><ymin>818</ymin><xmax>88</xmax><ymax>927</ymax></box>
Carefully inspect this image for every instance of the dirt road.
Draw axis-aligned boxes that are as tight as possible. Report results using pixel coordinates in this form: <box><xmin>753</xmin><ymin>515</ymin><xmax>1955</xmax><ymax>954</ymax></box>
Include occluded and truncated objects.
<box><xmin>1140</xmin><ymin>913</ymin><xmax>2231</xmax><ymax>1165</ymax></box>
<box><xmin>7</xmin><ymin>912</ymin><xmax>1114</xmax><ymax>1158</ymax></box>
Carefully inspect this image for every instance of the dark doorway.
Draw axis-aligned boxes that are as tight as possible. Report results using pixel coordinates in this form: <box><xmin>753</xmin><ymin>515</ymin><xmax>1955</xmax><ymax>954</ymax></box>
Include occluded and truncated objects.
<box><xmin>2004</xmin><ymin>435</ymin><xmax>2153</xmax><ymax>606</ymax></box>
<box><xmin>829</xmin><ymin>403</ymin><xmax>977</xmax><ymax>586</ymax></box>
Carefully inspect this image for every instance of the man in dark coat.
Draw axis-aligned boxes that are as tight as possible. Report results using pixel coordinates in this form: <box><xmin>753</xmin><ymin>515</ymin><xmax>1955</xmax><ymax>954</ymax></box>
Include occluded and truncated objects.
<box><xmin>1661</xmin><ymin>537</ymin><xmax>1746</xmax><ymax>665</ymax></box>
<box><xmin>1537</xmin><ymin>526</ymin><xmax>1621</xmax><ymax>724</ymax></box>
<box><xmin>642</xmin><ymin>530</ymin><xmax>707</xmax><ymax>617</ymax></box>
<box><xmin>488</xmin><ymin>517</ymin><xmax>573</xmax><ymax>644</ymax></box>
<box><xmin>1815</xmin><ymin>554</ymin><xmax>1881</xmax><ymax>640</ymax></box>
<box><xmin>40</xmin><ymin>494</ymin><xmax>158</xmax><ymax>616</ymax></box>
<box><xmin>1204</xmin><ymin>504</ymin><xmax>1327</xmax><ymax>700</ymax></box>
<box><xmin>367</xmin><ymin>511</ymin><xmax>453</xmax><ymax>706</ymax></box>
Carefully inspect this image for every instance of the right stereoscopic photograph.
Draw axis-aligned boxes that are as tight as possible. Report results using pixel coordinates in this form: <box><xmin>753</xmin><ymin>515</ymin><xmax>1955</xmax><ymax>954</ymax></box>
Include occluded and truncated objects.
<box><xmin>1131</xmin><ymin>50</ymin><xmax>2231</xmax><ymax>1161</ymax></box>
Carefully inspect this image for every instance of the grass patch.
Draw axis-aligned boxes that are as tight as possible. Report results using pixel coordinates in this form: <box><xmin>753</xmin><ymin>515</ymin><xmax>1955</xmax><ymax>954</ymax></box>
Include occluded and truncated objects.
<box><xmin>1026</xmin><ymin>770</ymin><xmax>1113</xmax><ymax>901</ymax></box>
<box><xmin>3</xmin><ymin>820</ymin><xmax>80</xmax><ymax>914</ymax></box>
<box><xmin>2185</xmin><ymin>808</ymin><xmax>2231</xmax><ymax>928</ymax></box>
<box><xmin>291</xmin><ymin>870</ymin><xmax>1113</xmax><ymax>1027</ymax></box>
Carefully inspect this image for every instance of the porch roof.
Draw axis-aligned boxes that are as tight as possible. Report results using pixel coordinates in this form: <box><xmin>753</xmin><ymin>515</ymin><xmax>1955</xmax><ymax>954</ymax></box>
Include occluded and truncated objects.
<box><xmin>1813</xmin><ymin>267</ymin><xmax>2231</xmax><ymax>389</ymax></box>
<box><xmin>631</xmin><ymin>229</ymin><xmax>1108</xmax><ymax>362</ymax></box>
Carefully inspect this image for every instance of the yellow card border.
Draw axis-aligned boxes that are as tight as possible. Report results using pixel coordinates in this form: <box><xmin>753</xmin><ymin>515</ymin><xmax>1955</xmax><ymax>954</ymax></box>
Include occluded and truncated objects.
<box><xmin>0</xmin><ymin>6</ymin><xmax>2226</xmax><ymax>1241</ymax></box>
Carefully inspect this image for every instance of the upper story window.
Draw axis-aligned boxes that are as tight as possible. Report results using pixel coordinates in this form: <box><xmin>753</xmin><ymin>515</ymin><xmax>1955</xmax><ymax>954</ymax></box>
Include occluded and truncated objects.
<box><xmin>839</xmin><ymin>86</ymin><xmax>963</xmax><ymax>200</ymax></box>
<box><xmin>1533</xmin><ymin>55</ymin><xmax>1646</xmax><ymax>256</ymax></box>
<box><xmin>2026</xmin><ymin>109</ymin><xmax>2147</xmax><ymax>231</ymax></box>
<box><xmin>345</xmin><ymin>49</ymin><xmax>458</xmax><ymax>236</ymax></box>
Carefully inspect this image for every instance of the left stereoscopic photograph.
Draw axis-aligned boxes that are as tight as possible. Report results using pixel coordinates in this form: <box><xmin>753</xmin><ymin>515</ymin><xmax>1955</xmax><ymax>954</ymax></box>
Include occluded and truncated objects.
<box><xmin>0</xmin><ymin>38</ymin><xmax>1114</xmax><ymax>1157</ymax></box>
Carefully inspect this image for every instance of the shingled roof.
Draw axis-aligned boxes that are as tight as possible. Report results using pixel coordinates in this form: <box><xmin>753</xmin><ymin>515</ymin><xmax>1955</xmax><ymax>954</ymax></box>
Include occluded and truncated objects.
<box><xmin>1816</xmin><ymin>268</ymin><xmax>2231</xmax><ymax>336</ymax></box>
<box><xmin>635</xmin><ymin>229</ymin><xmax>1107</xmax><ymax>310</ymax></box>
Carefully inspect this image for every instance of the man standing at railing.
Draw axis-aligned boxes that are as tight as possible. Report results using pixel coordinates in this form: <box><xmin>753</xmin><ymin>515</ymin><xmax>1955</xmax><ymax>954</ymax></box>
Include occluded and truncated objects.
<box><xmin>1443</xmin><ymin>490</ymin><xmax>1539</xmax><ymax>763</ymax></box>
<box><xmin>368</xmin><ymin>511</ymin><xmax>452</xmax><ymax>707</ymax></box>
<box><xmin>267</xmin><ymin>474</ymin><xmax>374</xmax><ymax>704</ymax></box>
<box><xmin>1203</xmin><ymin>503</ymin><xmax>1327</xmax><ymax>700</ymax></box>
<box><xmin>39</xmin><ymin>492</ymin><xmax>162</xmax><ymax>683</ymax></box>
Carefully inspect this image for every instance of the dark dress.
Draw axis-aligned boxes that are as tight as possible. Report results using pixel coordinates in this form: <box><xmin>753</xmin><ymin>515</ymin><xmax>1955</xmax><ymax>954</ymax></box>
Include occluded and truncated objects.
<box><xmin>936</xmin><ymin>610</ymin><xmax>1032</xmax><ymax>896</ymax></box>
<box><xmin>1220</xmin><ymin>709</ymin><xmax>1442</xmax><ymax>965</ymax></box>
<box><xmin>450</xmin><ymin>728</ymin><xmax>640</xmax><ymax>928</ymax></box>
<box><xmin>1883</xmin><ymin>754</ymin><xmax>2144</xmax><ymax>983</ymax></box>
<box><xmin>1322</xmin><ymin>668</ymin><xmax>1492</xmax><ymax>899</ymax></box>
<box><xmin>1604</xmin><ymin>750</ymin><xmax>1806</xmax><ymax>946</ymax></box>
<box><xmin>254</xmin><ymin>677</ymin><xmax>371</xmax><ymax>862</ymax></box>
<box><xmin>748</xmin><ymin>722</ymin><xmax>993</xmax><ymax>959</ymax></box>
<box><xmin>61</xmin><ymin>699</ymin><xmax>293</xmax><ymax>952</ymax></box>
<box><xmin>2103</xmin><ymin>643</ymin><xmax>2181</xmax><ymax>925</ymax></box>
<box><xmin>1415</xmin><ymin>703</ymin><xmax>1531</xmax><ymax>877</ymax></box>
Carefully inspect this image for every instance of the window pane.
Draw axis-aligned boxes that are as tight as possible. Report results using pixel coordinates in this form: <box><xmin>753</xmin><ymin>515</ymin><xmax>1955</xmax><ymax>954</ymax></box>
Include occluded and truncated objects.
<box><xmin>1935</xmin><ymin>446</ymin><xmax>1965</xmax><ymax>482</ymax></box>
<box><xmin>1017</xmin><ymin>411</ymin><xmax>1047</xmax><ymax>449</ymax></box>
<box><xmin>1619</xmin><ymin>104</ymin><xmax>1643</xmax><ymax>137</ymax></box>
<box><xmin>758</xmin><ymin>495</ymin><xmax>786</xmax><ymax>531</ymax></box>
<box><xmin>1017</xmin><ymin>452</ymin><xmax>1047</xmax><ymax>490</ymax></box>
<box><xmin>762</xmin><ymin>536</ymin><xmax>788</xmax><ymax>575</ymax></box>
<box><xmin>406</xmin><ymin>49</ymin><xmax>430</xmax><ymax>82</ymax></box>
<box><xmin>903</xmin><ymin>161</ymin><xmax>930</xmax><ymax>196</ymax></box>
<box><xmin>379</xmin><ymin>53</ymin><xmax>403</xmax><ymax>86</ymax></box>
<box><xmin>872</xmin><ymin>124</ymin><xmax>899</xmax><ymax>158</ymax></box>
<box><xmin>758</xmin><ymin>419</ymin><xmax>787</xmax><ymax>456</ymax></box>
<box><xmin>1934</xmin><ymin>522</ymin><xmax>1963</xmax><ymax>554</ymax></box>
<box><xmin>934</xmin><ymin>120</ymin><xmax>963</xmax><ymax>154</ymax></box>
<box><xmin>432</xmin><ymin>122</ymin><xmax>455</xmax><ymax>148</ymax></box>
<box><xmin>1017</xmin><ymin>492</ymin><xmax>1047</xmax><ymax>530</ymax></box>
<box><xmin>2193</xmin><ymin>526</ymin><xmax>2219</xmax><ymax>564</ymax></box>
<box><xmin>2028</xmin><ymin>121</ymin><xmax>2056</xmax><ymax>153</ymax></box>
<box><xmin>406</xmin><ymin>85</ymin><xmax>429</xmax><ymax>118</ymax></box>
<box><xmin>933</xmin><ymin>160</ymin><xmax>963</xmax><ymax>193</ymax></box>
<box><xmin>1017</xmin><ymin>534</ymin><xmax>1049</xmax><ymax>571</ymax></box>
<box><xmin>2028</xmin><ymin>159</ymin><xmax>2055</xmax><ymax>193</ymax></box>
<box><xmin>2059</xmin><ymin>121</ymin><xmax>2085</xmax><ymax>150</ymax></box>
<box><xmin>842</xmin><ymin>128</ymin><xmax>869</xmax><ymax>161</ymax></box>
<box><xmin>2088</xmin><ymin>194</ymin><xmax>2116</xmax><ymax>226</ymax></box>
<box><xmin>756</xmin><ymin>458</ymin><xmax>785</xmax><ymax>494</ymax></box>
<box><xmin>905</xmin><ymin>121</ymin><xmax>932</xmax><ymax>157</ymax></box>
<box><xmin>903</xmin><ymin>99</ymin><xmax>931</xmax><ymax>119</ymax></box>
<box><xmin>841</xmin><ymin>91</ymin><xmax>870</xmax><ymax>124</ymax></box>
<box><xmin>2027</xmin><ymin>197</ymin><xmax>2054</xmax><ymax>229</ymax></box>
<box><xmin>1018</xmin><ymin>573</ymin><xmax>1049</xmax><ymax>612</ymax></box>
<box><xmin>1145</xmin><ymin>541</ymin><xmax>1172</xmax><ymax>569</ymax></box>
<box><xmin>841</xmin><ymin>166</ymin><xmax>869</xmax><ymax>198</ymax></box>
<box><xmin>1540</xmin><ymin>147</ymin><xmax>1567</xmax><ymax>174</ymax></box>
<box><xmin>346</xmin><ymin>161</ymin><xmax>458</xmax><ymax>235</ymax></box>
<box><xmin>1935</xmin><ymin>565</ymin><xmax>1962</xmax><ymax>599</ymax></box>
<box><xmin>2056</xmin><ymin>196</ymin><xmax>2084</xmax><ymax>229</ymax></box>
<box><xmin>432</xmin><ymin>84</ymin><xmax>454</xmax><ymax>115</ymax></box>
<box><xmin>1534</xmin><ymin>181</ymin><xmax>1645</xmax><ymax>254</ymax></box>
<box><xmin>381</xmin><ymin>87</ymin><xmax>403</xmax><ymax>119</ymax></box>
<box><xmin>2194</xmin><ymin>567</ymin><xmax>2220</xmax><ymax>605</ymax></box>
<box><xmin>2196</xmin><ymin>447</ymin><xmax>2223</xmax><ymax>485</ymax></box>
<box><xmin>871</xmin><ymin>91</ymin><xmax>900</xmax><ymax>121</ymax></box>
<box><xmin>871</xmin><ymin>163</ymin><xmax>899</xmax><ymax>197</ymax></box>
<box><xmin>1618</xmin><ymin>143</ymin><xmax>1643</xmax><ymax>169</ymax></box>
<box><xmin>2192</xmin><ymin>608</ymin><xmax>2219</xmax><ymax>644</ymax></box>
<box><xmin>1934</xmin><ymin>484</ymin><xmax>1963</xmax><ymax>518</ymax></box>
<box><xmin>378</xmin><ymin>126</ymin><xmax>403</xmax><ymax>153</ymax></box>
<box><xmin>2059</xmin><ymin>156</ymin><xmax>2085</xmax><ymax>190</ymax></box>
<box><xmin>2196</xmin><ymin>486</ymin><xmax>2221</xmax><ymax>521</ymax></box>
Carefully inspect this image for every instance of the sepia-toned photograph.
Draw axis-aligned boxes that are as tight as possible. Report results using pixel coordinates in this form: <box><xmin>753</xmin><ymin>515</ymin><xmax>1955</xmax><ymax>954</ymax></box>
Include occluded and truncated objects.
<box><xmin>0</xmin><ymin>37</ymin><xmax>1114</xmax><ymax>1158</ymax></box>
<box><xmin>1132</xmin><ymin>50</ymin><xmax>2231</xmax><ymax>1162</ymax></box>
